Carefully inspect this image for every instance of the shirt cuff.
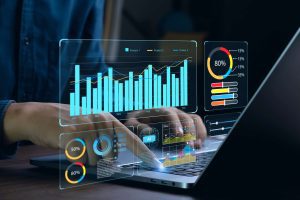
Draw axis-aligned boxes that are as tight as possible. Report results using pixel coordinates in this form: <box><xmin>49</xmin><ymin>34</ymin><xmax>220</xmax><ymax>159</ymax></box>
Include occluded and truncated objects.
<box><xmin>0</xmin><ymin>100</ymin><xmax>18</xmax><ymax>159</ymax></box>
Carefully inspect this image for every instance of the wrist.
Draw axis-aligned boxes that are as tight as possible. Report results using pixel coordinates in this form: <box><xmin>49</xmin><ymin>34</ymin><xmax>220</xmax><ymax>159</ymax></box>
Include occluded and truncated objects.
<box><xmin>3</xmin><ymin>103</ymin><xmax>28</xmax><ymax>144</ymax></box>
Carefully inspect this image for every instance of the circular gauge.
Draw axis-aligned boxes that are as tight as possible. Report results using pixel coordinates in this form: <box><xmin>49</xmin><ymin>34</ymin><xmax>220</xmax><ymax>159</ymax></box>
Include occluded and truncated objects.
<box><xmin>65</xmin><ymin>138</ymin><xmax>86</xmax><ymax>160</ymax></box>
<box><xmin>93</xmin><ymin>135</ymin><xmax>113</xmax><ymax>156</ymax></box>
<box><xmin>207</xmin><ymin>47</ymin><xmax>233</xmax><ymax>80</ymax></box>
<box><xmin>65</xmin><ymin>162</ymin><xmax>86</xmax><ymax>184</ymax></box>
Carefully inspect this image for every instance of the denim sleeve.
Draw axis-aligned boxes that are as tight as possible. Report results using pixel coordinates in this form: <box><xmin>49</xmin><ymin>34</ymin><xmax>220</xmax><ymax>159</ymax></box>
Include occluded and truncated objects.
<box><xmin>0</xmin><ymin>100</ymin><xmax>18</xmax><ymax>159</ymax></box>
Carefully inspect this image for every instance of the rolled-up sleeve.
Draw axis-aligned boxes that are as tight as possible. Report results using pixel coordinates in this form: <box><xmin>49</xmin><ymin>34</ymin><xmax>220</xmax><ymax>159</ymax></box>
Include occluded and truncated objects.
<box><xmin>0</xmin><ymin>100</ymin><xmax>18</xmax><ymax>159</ymax></box>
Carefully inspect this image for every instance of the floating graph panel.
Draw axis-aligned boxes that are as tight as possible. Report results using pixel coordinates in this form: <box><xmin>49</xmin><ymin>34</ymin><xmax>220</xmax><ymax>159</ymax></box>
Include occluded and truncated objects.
<box><xmin>59</xmin><ymin>40</ymin><xmax>197</xmax><ymax>125</ymax></box>
<box><xmin>204</xmin><ymin>41</ymin><xmax>248</xmax><ymax>111</ymax></box>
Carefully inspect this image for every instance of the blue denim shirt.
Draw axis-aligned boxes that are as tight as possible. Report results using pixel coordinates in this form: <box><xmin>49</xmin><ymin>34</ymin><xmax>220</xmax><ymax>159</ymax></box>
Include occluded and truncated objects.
<box><xmin>0</xmin><ymin>0</ymin><xmax>105</xmax><ymax>158</ymax></box>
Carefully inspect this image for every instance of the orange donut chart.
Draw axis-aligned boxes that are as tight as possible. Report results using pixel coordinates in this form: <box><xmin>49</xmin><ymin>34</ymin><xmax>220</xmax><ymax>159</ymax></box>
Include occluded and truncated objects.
<box><xmin>65</xmin><ymin>138</ymin><xmax>86</xmax><ymax>160</ymax></box>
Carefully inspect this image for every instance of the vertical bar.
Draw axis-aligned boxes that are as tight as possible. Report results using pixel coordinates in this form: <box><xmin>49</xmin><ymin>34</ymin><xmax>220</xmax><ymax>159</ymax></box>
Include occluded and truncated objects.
<box><xmin>114</xmin><ymin>80</ymin><xmax>119</xmax><ymax>112</ymax></box>
<box><xmin>125</xmin><ymin>80</ymin><xmax>129</xmax><ymax>111</ymax></box>
<box><xmin>172</xmin><ymin>74</ymin><xmax>176</xmax><ymax>106</ymax></box>
<box><xmin>153</xmin><ymin>74</ymin><xmax>157</xmax><ymax>108</ymax></box>
<box><xmin>167</xmin><ymin>67</ymin><xmax>171</xmax><ymax>107</ymax></box>
<box><xmin>138</xmin><ymin>75</ymin><xmax>143</xmax><ymax>110</ymax></box>
<box><xmin>97</xmin><ymin>73</ymin><xmax>102</xmax><ymax>112</ymax></box>
<box><xmin>70</xmin><ymin>93</ymin><xmax>75</xmax><ymax>116</ymax></box>
<box><xmin>148</xmin><ymin>65</ymin><xmax>152</xmax><ymax>108</ymax></box>
<box><xmin>104</xmin><ymin>76</ymin><xmax>109</xmax><ymax>112</ymax></box>
<box><xmin>134</xmin><ymin>81</ymin><xmax>139</xmax><ymax>110</ymax></box>
<box><xmin>163</xmin><ymin>84</ymin><xmax>167</xmax><ymax>107</ymax></box>
<box><xmin>180</xmin><ymin>67</ymin><xmax>184</xmax><ymax>106</ymax></box>
<box><xmin>86</xmin><ymin>77</ymin><xmax>91</xmax><ymax>114</ymax></box>
<box><xmin>184</xmin><ymin>60</ymin><xmax>188</xmax><ymax>106</ymax></box>
<box><xmin>75</xmin><ymin>65</ymin><xmax>80</xmax><ymax>115</ymax></box>
<box><xmin>82</xmin><ymin>97</ymin><xmax>87</xmax><ymax>115</ymax></box>
<box><xmin>93</xmin><ymin>88</ymin><xmax>98</xmax><ymax>114</ymax></box>
<box><xmin>108</xmin><ymin>68</ymin><xmax>113</xmax><ymax>112</ymax></box>
<box><xmin>144</xmin><ymin>69</ymin><xmax>149</xmax><ymax>109</ymax></box>
<box><xmin>157</xmin><ymin>75</ymin><xmax>162</xmax><ymax>108</ymax></box>
<box><xmin>119</xmin><ymin>83</ymin><xmax>123</xmax><ymax>112</ymax></box>
<box><xmin>176</xmin><ymin>78</ymin><xmax>179</xmax><ymax>106</ymax></box>
<box><xmin>129</xmin><ymin>72</ymin><xmax>133</xmax><ymax>110</ymax></box>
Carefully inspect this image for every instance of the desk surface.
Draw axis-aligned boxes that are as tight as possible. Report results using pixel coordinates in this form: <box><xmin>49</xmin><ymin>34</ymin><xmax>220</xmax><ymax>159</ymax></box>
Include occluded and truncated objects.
<box><xmin>0</xmin><ymin>145</ymin><xmax>202</xmax><ymax>200</ymax></box>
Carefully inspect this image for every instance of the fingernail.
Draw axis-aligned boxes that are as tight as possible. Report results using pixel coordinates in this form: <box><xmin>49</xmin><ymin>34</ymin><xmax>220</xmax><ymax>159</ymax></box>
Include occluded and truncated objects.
<box><xmin>177</xmin><ymin>126</ymin><xmax>183</xmax><ymax>134</ymax></box>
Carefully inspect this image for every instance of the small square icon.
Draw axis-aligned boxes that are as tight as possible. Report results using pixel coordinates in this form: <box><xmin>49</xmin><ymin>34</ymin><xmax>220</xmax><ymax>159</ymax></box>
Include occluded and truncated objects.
<box><xmin>125</xmin><ymin>48</ymin><xmax>129</xmax><ymax>52</ymax></box>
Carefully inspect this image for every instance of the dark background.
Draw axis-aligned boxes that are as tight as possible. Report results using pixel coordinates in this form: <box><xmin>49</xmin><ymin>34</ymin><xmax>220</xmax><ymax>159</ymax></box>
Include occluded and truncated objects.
<box><xmin>118</xmin><ymin>0</ymin><xmax>300</xmax><ymax>102</ymax></box>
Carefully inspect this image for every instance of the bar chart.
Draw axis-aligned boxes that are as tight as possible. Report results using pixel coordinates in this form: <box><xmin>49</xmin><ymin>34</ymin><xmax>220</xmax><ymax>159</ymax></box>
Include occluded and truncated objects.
<box><xmin>69</xmin><ymin>60</ymin><xmax>189</xmax><ymax>117</ymax></box>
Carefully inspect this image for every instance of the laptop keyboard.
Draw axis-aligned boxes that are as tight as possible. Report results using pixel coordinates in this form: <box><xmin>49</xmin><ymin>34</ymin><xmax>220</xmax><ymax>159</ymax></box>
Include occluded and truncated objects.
<box><xmin>122</xmin><ymin>151</ymin><xmax>216</xmax><ymax>177</ymax></box>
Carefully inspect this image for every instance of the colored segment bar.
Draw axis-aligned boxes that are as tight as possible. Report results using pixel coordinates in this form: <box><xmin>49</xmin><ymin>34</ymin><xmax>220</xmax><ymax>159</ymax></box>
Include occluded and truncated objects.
<box><xmin>138</xmin><ymin>75</ymin><xmax>143</xmax><ymax>110</ymax></box>
<box><xmin>157</xmin><ymin>75</ymin><xmax>162</xmax><ymax>108</ymax></box>
<box><xmin>153</xmin><ymin>74</ymin><xmax>157</xmax><ymax>108</ymax></box>
<box><xmin>144</xmin><ymin>69</ymin><xmax>149</xmax><ymax>109</ymax></box>
<box><xmin>129</xmin><ymin>72</ymin><xmax>133</xmax><ymax>110</ymax></box>
<box><xmin>211</xmin><ymin>87</ymin><xmax>238</xmax><ymax>94</ymax></box>
<box><xmin>70</xmin><ymin>93</ymin><xmax>75</xmax><ymax>116</ymax></box>
<box><xmin>211</xmin><ymin>93</ymin><xmax>238</xmax><ymax>101</ymax></box>
<box><xmin>97</xmin><ymin>73</ymin><xmax>102</xmax><ymax>112</ymax></box>
<box><xmin>211</xmin><ymin>81</ymin><xmax>238</xmax><ymax>88</ymax></box>
<box><xmin>75</xmin><ymin>65</ymin><xmax>80</xmax><ymax>115</ymax></box>
<box><xmin>119</xmin><ymin>83</ymin><xmax>123</xmax><ymax>111</ymax></box>
<box><xmin>104</xmin><ymin>76</ymin><xmax>109</xmax><ymax>112</ymax></box>
<box><xmin>86</xmin><ymin>77</ymin><xmax>91</xmax><ymax>114</ymax></box>
<box><xmin>108</xmin><ymin>68</ymin><xmax>113</xmax><ymax>112</ymax></box>
<box><xmin>211</xmin><ymin>99</ymin><xmax>238</xmax><ymax>107</ymax></box>
<box><xmin>134</xmin><ymin>81</ymin><xmax>139</xmax><ymax>110</ymax></box>
<box><xmin>148</xmin><ymin>65</ymin><xmax>153</xmax><ymax>109</ymax></box>
<box><xmin>114</xmin><ymin>80</ymin><xmax>119</xmax><ymax>112</ymax></box>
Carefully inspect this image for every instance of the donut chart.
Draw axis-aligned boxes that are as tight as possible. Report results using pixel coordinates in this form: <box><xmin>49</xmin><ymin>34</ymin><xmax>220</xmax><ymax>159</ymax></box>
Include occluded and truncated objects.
<box><xmin>65</xmin><ymin>162</ymin><xmax>86</xmax><ymax>184</ymax></box>
<box><xmin>65</xmin><ymin>138</ymin><xmax>86</xmax><ymax>160</ymax></box>
<box><xmin>207</xmin><ymin>47</ymin><xmax>233</xmax><ymax>80</ymax></box>
<box><xmin>93</xmin><ymin>135</ymin><xmax>113</xmax><ymax>156</ymax></box>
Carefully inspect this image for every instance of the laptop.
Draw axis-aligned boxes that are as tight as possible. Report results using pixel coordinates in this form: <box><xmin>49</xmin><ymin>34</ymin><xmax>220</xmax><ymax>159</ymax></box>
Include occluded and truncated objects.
<box><xmin>31</xmin><ymin>28</ymin><xmax>300</xmax><ymax>191</ymax></box>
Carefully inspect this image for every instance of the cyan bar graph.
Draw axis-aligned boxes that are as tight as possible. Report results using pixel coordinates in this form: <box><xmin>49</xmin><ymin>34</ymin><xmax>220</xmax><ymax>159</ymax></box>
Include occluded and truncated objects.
<box><xmin>114</xmin><ymin>80</ymin><xmax>119</xmax><ymax>112</ymax></box>
<box><xmin>153</xmin><ymin>74</ymin><xmax>157</xmax><ymax>108</ymax></box>
<box><xmin>93</xmin><ymin>88</ymin><xmax>97</xmax><ymax>114</ymax></box>
<box><xmin>134</xmin><ymin>81</ymin><xmax>139</xmax><ymax>110</ymax></box>
<box><xmin>104</xmin><ymin>76</ymin><xmax>109</xmax><ymax>112</ymax></box>
<box><xmin>148</xmin><ymin>65</ymin><xmax>152</xmax><ymax>109</ymax></box>
<box><xmin>70</xmin><ymin>93</ymin><xmax>75</xmax><ymax>116</ymax></box>
<box><xmin>157</xmin><ymin>75</ymin><xmax>162</xmax><ymax>108</ymax></box>
<box><xmin>125</xmin><ymin>80</ymin><xmax>129</xmax><ymax>111</ymax></box>
<box><xmin>75</xmin><ymin>65</ymin><xmax>80</xmax><ymax>115</ymax></box>
<box><xmin>119</xmin><ymin>83</ymin><xmax>123</xmax><ymax>111</ymax></box>
<box><xmin>144</xmin><ymin>69</ymin><xmax>149</xmax><ymax>109</ymax></box>
<box><xmin>69</xmin><ymin>60</ymin><xmax>189</xmax><ymax>116</ymax></box>
<box><xmin>86</xmin><ymin>77</ymin><xmax>91</xmax><ymax>114</ymax></box>
<box><xmin>172</xmin><ymin>74</ymin><xmax>176</xmax><ymax>107</ymax></box>
<box><xmin>138</xmin><ymin>75</ymin><xmax>143</xmax><ymax>110</ymax></box>
<box><xmin>108</xmin><ymin>68</ymin><xmax>113</xmax><ymax>112</ymax></box>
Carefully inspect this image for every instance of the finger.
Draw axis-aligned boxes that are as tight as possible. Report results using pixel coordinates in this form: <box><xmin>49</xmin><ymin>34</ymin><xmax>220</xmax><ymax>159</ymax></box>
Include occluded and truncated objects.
<box><xmin>189</xmin><ymin>114</ymin><xmax>207</xmax><ymax>148</ymax></box>
<box><xmin>125</xmin><ymin>117</ymin><xmax>152</xmax><ymax>136</ymax></box>
<box><xmin>83</xmin><ymin>124</ymin><xmax>99</xmax><ymax>166</ymax></box>
<box><xmin>113</xmin><ymin>120</ymin><xmax>163</xmax><ymax>169</ymax></box>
